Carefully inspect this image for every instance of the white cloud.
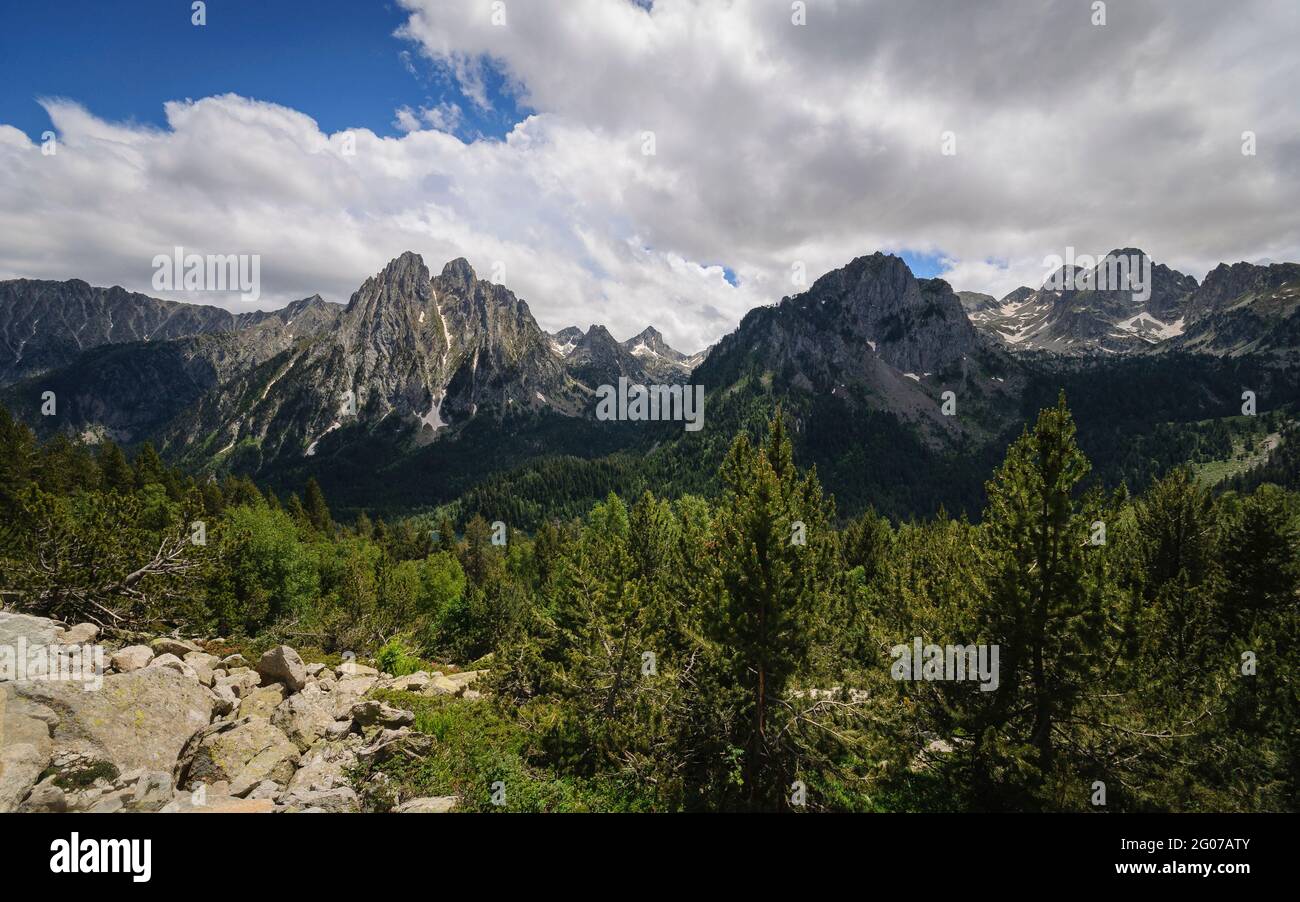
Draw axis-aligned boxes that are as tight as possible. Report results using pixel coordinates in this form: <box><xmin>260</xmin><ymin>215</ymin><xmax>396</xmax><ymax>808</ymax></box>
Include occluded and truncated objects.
<box><xmin>1</xmin><ymin>1</ymin><xmax>1297</xmax><ymax>353</ymax></box>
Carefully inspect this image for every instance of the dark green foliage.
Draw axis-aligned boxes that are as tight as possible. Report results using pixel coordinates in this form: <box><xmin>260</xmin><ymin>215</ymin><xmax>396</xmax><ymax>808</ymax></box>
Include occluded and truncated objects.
<box><xmin>1</xmin><ymin>396</ymin><xmax>1295</xmax><ymax>812</ymax></box>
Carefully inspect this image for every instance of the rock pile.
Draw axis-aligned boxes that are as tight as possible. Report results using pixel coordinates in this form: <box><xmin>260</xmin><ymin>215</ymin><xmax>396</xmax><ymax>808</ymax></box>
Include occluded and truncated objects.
<box><xmin>0</xmin><ymin>611</ymin><xmax>483</xmax><ymax>813</ymax></box>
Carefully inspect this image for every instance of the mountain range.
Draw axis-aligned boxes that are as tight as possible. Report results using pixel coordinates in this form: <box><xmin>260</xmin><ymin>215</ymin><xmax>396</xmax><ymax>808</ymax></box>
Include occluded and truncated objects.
<box><xmin>960</xmin><ymin>249</ymin><xmax>1300</xmax><ymax>357</ymax></box>
<box><xmin>2</xmin><ymin>246</ymin><xmax>1297</xmax><ymax>518</ymax></box>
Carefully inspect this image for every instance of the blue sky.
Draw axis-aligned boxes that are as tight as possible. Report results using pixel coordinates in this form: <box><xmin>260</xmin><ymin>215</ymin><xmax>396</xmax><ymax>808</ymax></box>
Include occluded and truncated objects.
<box><xmin>0</xmin><ymin>0</ymin><xmax>525</xmax><ymax>142</ymax></box>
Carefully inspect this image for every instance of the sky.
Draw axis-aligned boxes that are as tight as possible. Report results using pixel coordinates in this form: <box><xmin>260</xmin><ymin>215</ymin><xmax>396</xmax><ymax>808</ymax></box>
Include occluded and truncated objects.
<box><xmin>1</xmin><ymin>0</ymin><xmax>1297</xmax><ymax>353</ymax></box>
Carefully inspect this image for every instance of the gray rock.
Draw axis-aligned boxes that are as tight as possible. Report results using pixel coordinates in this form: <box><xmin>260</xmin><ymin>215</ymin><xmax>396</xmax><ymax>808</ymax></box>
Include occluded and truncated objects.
<box><xmin>381</xmin><ymin>670</ymin><xmax>432</xmax><ymax>692</ymax></box>
<box><xmin>18</xmin><ymin>782</ymin><xmax>68</xmax><ymax>812</ymax></box>
<box><xmin>256</xmin><ymin>646</ymin><xmax>308</xmax><ymax>692</ymax></box>
<box><xmin>0</xmin><ymin>611</ymin><xmax>61</xmax><ymax>653</ymax></box>
<box><xmin>147</xmin><ymin>653</ymin><xmax>199</xmax><ymax>681</ymax></box>
<box><xmin>445</xmin><ymin>669</ymin><xmax>488</xmax><ymax>689</ymax></box>
<box><xmin>0</xmin><ymin>689</ymin><xmax>54</xmax><ymax>812</ymax></box>
<box><xmin>183</xmin><ymin>652</ymin><xmax>220</xmax><ymax>686</ymax></box>
<box><xmin>326</xmin><ymin>675</ymin><xmax>377</xmax><ymax>718</ymax></box>
<box><xmin>219</xmin><ymin>654</ymin><xmax>248</xmax><ymax>669</ymax></box>
<box><xmin>150</xmin><ymin>637</ymin><xmax>203</xmax><ymax>658</ymax></box>
<box><xmin>58</xmin><ymin>623</ymin><xmax>100</xmax><ymax>644</ymax></box>
<box><xmin>207</xmin><ymin>683</ymin><xmax>238</xmax><ymax>717</ymax></box>
<box><xmin>87</xmin><ymin>792</ymin><xmax>129</xmax><ymax>813</ymax></box>
<box><xmin>271</xmin><ymin>686</ymin><xmax>338</xmax><ymax>751</ymax></box>
<box><xmin>281</xmin><ymin>786</ymin><xmax>359</xmax><ymax>813</ymax></box>
<box><xmin>349</xmin><ymin>699</ymin><xmax>415</xmax><ymax>730</ymax></box>
<box><xmin>178</xmin><ymin>716</ymin><xmax>300</xmax><ymax>797</ymax></box>
<box><xmin>216</xmin><ymin>668</ymin><xmax>262</xmax><ymax>698</ymax></box>
<box><xmin>324</xmin><ymin>720</ymin><xmax>353</xmax><ymax>741</ymax></box>
<box><xmin>245</xmin><ymin>780</ymin><xmax>282</xmax><ymax>801</ymax></box>
<box><xmin>4</xmin><ymin>667</ymin><xmax>213</xmax><ymax>806</ymax></box>
<box><xmin>394</xmin><ymin>795</ymin><xmax>458</xmax><ymax>813</ymax></box>
<box><xmin>337</xmin><ymin>660</ymin><xmax>379</xmax><ymax>678</ymax></box>
<box><xmin>129</xmin><ymin>771</ymin><xmax>173</xmax><ymax>811</ymax></box>
<box><xmin>109</xmin><ymin>645</ymin><xmax>154</xmax><ymax>673</ymax></box>
<box><xmin>286</xmin><ymin>742</ymin><xmax>357</xmax><ymax>796</ymax></box>
<box><xmin>423</xmin><ymin>674</ymin><xmax>462</xmax><ymax>697</ymax></box>
<box><xmin>237</xmin><ymin>684</ymin><xmax>287</xmax><ymax>720</ymax></box>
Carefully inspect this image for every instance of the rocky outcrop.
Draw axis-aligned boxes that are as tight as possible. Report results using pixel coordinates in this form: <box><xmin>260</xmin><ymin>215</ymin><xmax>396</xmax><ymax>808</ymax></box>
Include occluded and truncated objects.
<box><xmin>9</xmin><ymin>667</ymin><xmax>214</xmax><ymax>775</ymax></box>
<box><xmin>178</xmin><ymin>717</ymin><xmax>302</xmax><ymax>796</ymax></box>
<box><xmin>0</xmin><ymin>610</ymin><xmax>479</xmax><ymax>813</ymax></box>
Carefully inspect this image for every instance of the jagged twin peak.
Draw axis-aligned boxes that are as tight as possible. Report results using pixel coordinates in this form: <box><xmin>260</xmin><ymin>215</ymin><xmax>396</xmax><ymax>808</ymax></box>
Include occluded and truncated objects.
<box><xmin>171</xmin><ymin>252</ymin><xmax>581</xmax><ymax>465</ymax></box>
<box><xmin>547</xmin><ymin>323</ymin><xmax>700</xmax><ymax>386</ymax></box>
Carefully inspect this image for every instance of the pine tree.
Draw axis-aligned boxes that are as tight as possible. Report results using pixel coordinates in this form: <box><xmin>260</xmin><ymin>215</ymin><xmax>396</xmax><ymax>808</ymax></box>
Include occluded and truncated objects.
<box><xmin>303</xmin><ymin>477</ymin><xmax>333</xmax><ymax>537</ymax></box>
<box><xmin>460</xmin><ymin>515</ymin><xmax>498</xmax><ymax>586</ymax></box>
<box><xmin>435</xmin><ymin>513</ymin><xmax>457</xmax><ymax>554</ymax></box>
<box><xmin>977</xmin><ymin>393</ymin><xmax>1106</xmax><ymax>802</ymax></box>
<box><xmin>285</xmin><ymin>492</ymin><xmax>310</xmax><ymax>531</ymax></box>
<box><xmin>1218</xmin><ymin>485</ymin><xmax>1300</xmax><ymax>635</ymax></box>
<box><xmin>710</xmin><ymin>408</ymin><xmax>835</xmax><ymax>809</ymax></box>
<box><xmin>97</xmin><ymin>440</ymin><xmax>134</xmax><ymax>494</ymax></box>
<box><xmin>355</xmin><ymin>510</ymin><xmax>374</xmax><ymax>540</ymax></box>
<box><xmin>0</xmin><ymin>406</ymin><xmax>35</xmax><ymax>520</ymax></box>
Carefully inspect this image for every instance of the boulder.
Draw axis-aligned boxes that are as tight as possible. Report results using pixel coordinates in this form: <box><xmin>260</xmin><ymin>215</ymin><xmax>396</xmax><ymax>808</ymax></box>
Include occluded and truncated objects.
<box><xmin>216</xmin><ymin>668</ymin><xmax>262</xmax><ymax>699</ymax></box>
<box><xmin>178</xmin><ymin>717</ymin><xmax>300</xmax><ymax>797</ymax></box>
<box><xmin>147</xmin><ymin>653</ymin><xmax>199</xmax><ymax>681</ymax></box>
<box><xmin>7</xmin><ymin>667</ymin><xmax>213</xmax><ymax>782</ymax></box>
<box><xmin>257</xmin><ymin>646</ymin><xmax>308</xmax><ymax>692</ymax></box>
<box><xmin>0</xmin><ymin>690</ymin><xmax>54</xmax><ymax>812</ymax></box>
<box><xmin>18</xmin><ymin>782</ymin><xmax>67</xmax><ymax>813</ymax></box>
<box><xmin>164</xmin><ymin>793</ymin><xmax>276</xmax><ymax>814</ymax></box>
<box><xmin>237</xmin><ymin>685</ymin><xmax>286</xmax><ymax>720</ymax></box>
<box><xmin>206</xmin><ymin>683</ymin><xmax>238</xmax><ymax>717</ymax></box>
<box><xmin>151</xmin><ymin>637</ymin><xmax>203</xmax><ymax>658</ymax></box>
<box><xmin>285</xmin><ymin>743</ymin><xmax>356</xmax><ymax>796</ymax></box>
<box><xmin>446</xmin><ymin>669</ymin><xmax>487</xmax><ymax>689</ymax></box>
<box><xmin>0</xmin><ymin>611</ymin><xmax>61</xmax><ymax>652</ymax></box>
<box><xmin>382</xmin><ymin>671</ymin><xmax>432</xmax><ymax>692</ymax></box>
<box><xmin>271</xmin><ymin>687</ymin><xmax>338</xmax><ymax>751</ymax></box>
<box><xmin>219</xmin><ymin>654</ymin><xmax>248</xmax><ymax>669</ymax></box>
<box><xmin>58</xmin><ymin>623</ymin><xmax>100</xmax><ymax>645</ymax></box>
<box><xmin>245</xmin><ymin>780</ymin><xmax>282</xmax><ymax>801</ymax></box>
<box><xmin>183</xmin><ymin>652</ymin><xmax>220</xmax><ymax>686</ymax></box>
<box><xmin>129</xmin><ymin>771</ymin><xmax>174</xmax><ymax>811</ymax></box>
<box><xmin>109</xmin><ymin>645</ymin><xmax>154</xmax><ymax>673</ymax></box>
<box><xmin>350</xmin><ymin>699</ymin><xmax>415</xmax><ymax>730</ymax></box>
<box><xmin>423</xmin><ymin>675</ymin><xmax>462</xmax><ymax>697</ymax></box>
<box><xmin>327</xmin><ymin>675</ymin><xmax>377</xmax><ymax>718</ymax></box>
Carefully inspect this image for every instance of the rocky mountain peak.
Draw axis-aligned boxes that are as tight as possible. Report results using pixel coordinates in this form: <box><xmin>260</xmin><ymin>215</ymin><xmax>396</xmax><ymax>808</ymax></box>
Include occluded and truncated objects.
<box><xmin>438</xmin><ymin>257</ymin><xmax>477</xmax><ymax>292</ymax></box>
<box><xmin>630</xmin><ymin>325</ymin><xmax>664</xmax><ymax>344</ymax></box>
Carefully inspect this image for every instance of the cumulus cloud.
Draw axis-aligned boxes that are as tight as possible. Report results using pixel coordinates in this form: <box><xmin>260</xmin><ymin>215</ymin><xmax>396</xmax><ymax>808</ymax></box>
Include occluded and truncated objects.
<box><xmin>1</xmin><ymin>0</ymin><xmax>1297</xmax><ymax>352</ymax></box>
